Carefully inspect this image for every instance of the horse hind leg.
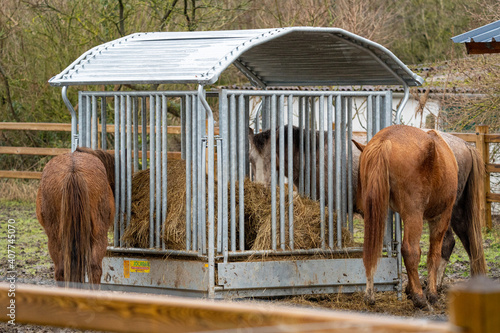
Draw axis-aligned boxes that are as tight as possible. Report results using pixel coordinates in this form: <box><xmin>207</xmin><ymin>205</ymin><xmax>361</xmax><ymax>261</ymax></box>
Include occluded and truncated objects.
<box><xmin>400</xmin><ymin>212</ymin><xmax>427</xmax><ymax>309</ymax></box>
<box><xmin>437</xmin><ymin>226</ymin><xmax>455</xmax><ymax>288</ymax></box>
<box><xmin>427</xmin><ymin>208</ymin><xmax>453</xmax><ymax>305</ymax></box>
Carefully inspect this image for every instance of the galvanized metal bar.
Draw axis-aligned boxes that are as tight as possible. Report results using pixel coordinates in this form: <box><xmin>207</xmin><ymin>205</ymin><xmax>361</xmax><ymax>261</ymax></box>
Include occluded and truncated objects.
<box><xmin>299</xmin><ymin>97</ymin><xmax>304</xmax><ymax>196</ymax></box>
<box><xmin>181</xmin><ymin>96</ymin><xmax>186</xmax><ymax>160</ymax></box>
<box><xmin>238</xmin><ymin>94</ymin><xmax>245</xmax><ymax>251</ymax></box>
<box><xmin>220</xmin><ymin>90</ymin><xmax>229</xmax><ymax>262</ymax></box>
<box><xmin>120</xmin><ymin>95</ymin><xmax>126</xmax><ymax>245</ymax></box>
<box><xmin>201</xmin><ymin>136</ymin><xmax>207</xmax><ymax>255</ymax></box>
<box><xmin>278</xmin><ymin>95</ymin><xmax>285</xmax><ymax>250</ymax></box>
<box><xmin>341</xmin><ymin>97</ymin><xmax>347</xmax><ymax>231</ymax></box>
<box><xmin>91</xmin><ymin>95</ymin><xmax>97</xmax><ymax>150</ymax></box>
<box><xmin>229</xmin><ymin>94</ymin><xmax>237</xmax><ymax>252</ymax></box>
<box><xmin>162</xmin><ymin>95</ymin><xmax>168</xmax><ymax>250</ymax></box>
<box><xmin>141</xmin><ymin>98</ymin><xmax>147</xmax><ymax>170</ymax></box>
<box><xmin>224</xmin><ymin>90</ymin><xmax>390</xmax><ymax>98</ymax></box>
<box><xmin>318</xmin><ymin>95</ymin><xmax>325</xmax><ymax>249</ymax></box>
<box><xmin>191</xmin><ymin>95</ymin><xmax>198</xmax><ymax>251</ymax></box>
<box><xmin>287</xmin><ymin>95</ymin><xmax>294</xmax><ymax>250</ymax></box>
<box><xmin>327</xmin><ymin>96</ymin><xmax>334</xmax><ymax>248</ymax></box>
<box><xmin>107</xmin><ymin>246</ymin><xmax>208</xmax><ymax>258</ymax></box>
<box><xmin>384</xmin><ymin>90</ymin><xmax>393</xmax><ymax>128</ymax></box>
<box><xmin>197</xmin><ymin>85</ymin><xmax>215</xmax><ymax>298</ymax></box>
<box><xmin>113</xmin><ymin>95</ymin><xmax>120</xmax><ymax>247</ymax></box>
<box><xmin>245</xmin><ymin>96</ymin><xmax>250</xmax><ymax>177</ymax></box>
<box><xmin>126</xmin><ymin>95</ymin><xmax>132</xmax><ymax>229</ymax></box>
<box><xmin>86</xmin><ymin>96</ymin><xmax>91</xmax><ymax>147</ymax></box>
<box><xmin>149</xmin><ymin>94</ymin><xmax>156</xmax><ymax>248</ymax></box>
<box><xmin>155</xmin><ymin>95</ymin><xmax>162</xmax><ymax>248</ymax></box>
<box><xmin>375</xmin><ymin>95</ymin><xmax>381</xmax><ymax>133</ymax></box>
<box><xmin>367</xmin><ymin>96</ymin><xmax>373</xmax><ymax>141</ymax></box>
<box><xmin>198</xmin><ymin>93</ymin><xmax>205</xmax><ymax>254</ymax></box>
<box><xmin>185</xmin><ymin>95</ymin><xmax>192</xmax><ymax>251</ymax></box>
<box><xmin>100</xmin><ymin>97</ymin><xmax>107</xmax><ymax>151</ymax></box>
<box><xmin>62</xmin><ymin>87</ymin><xmax>78</xmax><ymax>152</ymax></box>
<box><xmin>311</xmin><ymin>99</ymin><xmax>317</xmax><ymax>201</ymax></box>
<box><xmin>270</xmin><ymin>94</ymin><xmax>277</xmax><ymax>251</ymax></box>
<box><xmin>78</xmin><ymin>92</ymin><xmax>83</xmax><ymax>147</ymax></box>
<box><xmin>335</xmin><ymin>95</ymin><xmax>342</xmax><ymax>248</ymax></box>
<box><xmin>305</xmin><ymin>99</ymin><xmax>310</xmax><ymax>198</ymax></box>
<box><xmin>133</xmin><ymin>97</ymin><xmax>139</xmax><ymax>172</ymax></box>
<box><xmin>347</xmin><ymin>97</ymin><xmax>354</xmax><ymax>235</ymax></box>
<box><xmin>216</xmin><ymin>136</ymin><xmax>223</xmax><ymax>254</ymax></box>
<box><xmin>217</xmin><ymin>247</ymin><xmax>364</xmax><ymax>259</ymax></box>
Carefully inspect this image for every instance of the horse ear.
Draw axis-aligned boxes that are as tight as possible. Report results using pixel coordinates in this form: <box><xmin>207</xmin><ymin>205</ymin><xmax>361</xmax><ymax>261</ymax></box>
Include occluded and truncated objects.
<box><xmin>352</xmin><ymin>139</ymin><xmax>366</xmax><ymax>152</ymax></box>
<box><xmin>248</xmin><ymin>127</ymin><xmax>254</xmax><ymax>140</ymax></box>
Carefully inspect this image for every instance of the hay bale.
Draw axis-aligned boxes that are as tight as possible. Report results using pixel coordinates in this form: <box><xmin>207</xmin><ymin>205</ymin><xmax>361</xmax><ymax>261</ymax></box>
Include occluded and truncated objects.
<box><xmin>122</xmin><ymin>159</ymin><xmax>187</xmax><ymax>249</ymax></box>
<box><xmin>240</xmin><ymin>179</ymin><xmax>352</xmax><ymax>251</ymax></box>
<box><xmin>123</xmin><ymin>162</ymin><xmax>352</xmax><ymax>252</ymax></box>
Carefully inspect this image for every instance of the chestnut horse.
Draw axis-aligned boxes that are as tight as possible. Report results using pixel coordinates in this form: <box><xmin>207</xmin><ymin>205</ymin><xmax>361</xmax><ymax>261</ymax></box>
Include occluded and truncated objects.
<box><xmin>355</xmin><ymin>125</ymin><xmax>459</xmax><ymax>308</ymax></box>
<box><xmin>36</xmin><ymin>147</ymin><xmax>115</xmax><ymax>286</ymax></box>
<box><xmin>250</xmin><ymin>124</ymin><xmax>486</xmax><ymax>307</ymax></box>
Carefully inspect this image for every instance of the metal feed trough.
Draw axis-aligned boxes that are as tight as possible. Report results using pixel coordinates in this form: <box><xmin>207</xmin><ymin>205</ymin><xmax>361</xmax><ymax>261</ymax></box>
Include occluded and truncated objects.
<box><xmin>49</xmin><ymin>27</ymin><xmax>423</xmax><ymax>298</ymax></box>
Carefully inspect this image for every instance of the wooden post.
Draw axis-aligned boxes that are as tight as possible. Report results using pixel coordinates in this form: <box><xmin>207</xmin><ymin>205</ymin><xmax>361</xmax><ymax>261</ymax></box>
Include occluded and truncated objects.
<box><xmin>449</xmin><ymin>276</ymin><xmax>500</xmax><ymax>333</ymax></box>
<box><xmin>475</xmin><ymin>125</ymin><xmax>492</xmax><ymax>229</ymax></box>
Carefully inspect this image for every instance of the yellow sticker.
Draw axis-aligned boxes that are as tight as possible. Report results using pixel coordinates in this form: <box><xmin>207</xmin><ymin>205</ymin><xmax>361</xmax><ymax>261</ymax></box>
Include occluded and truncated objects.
<box><xmin>124</xmin><ymin>260</ymin><xmax>130</xmax><ymax>278</ymax></box>
<box><xmin>130</xmin><ymin>260</ymin><xmax>150</xmax><ymax>273</ymax></box>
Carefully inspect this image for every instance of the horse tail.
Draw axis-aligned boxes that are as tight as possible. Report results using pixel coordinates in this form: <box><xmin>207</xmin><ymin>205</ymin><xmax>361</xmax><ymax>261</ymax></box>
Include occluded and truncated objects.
<box><xmin>361</xmin><ymin>140</ymin><xmax>392</xmax><ymax>277</ymax></box>
<box><xmin>462</xmin><ymin>146</ymin><xmax>487</xmax><ymax>275</ymax></box>
<box><xmin>60</xmin><ymin>170</ymin><xmax>92</xmax><ymax>284</ymax></box>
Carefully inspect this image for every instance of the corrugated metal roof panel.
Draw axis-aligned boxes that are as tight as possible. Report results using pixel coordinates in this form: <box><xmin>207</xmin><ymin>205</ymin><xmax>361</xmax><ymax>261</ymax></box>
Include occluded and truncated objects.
<box><xmin>452</xmin><ymin>20</ymin><xmax>500</xmax><ymax>43</ymax></box>
<box><xmin>49</xmin><ymin>27</ymin><xmax>423</xmax><ymax>87</ymax></box>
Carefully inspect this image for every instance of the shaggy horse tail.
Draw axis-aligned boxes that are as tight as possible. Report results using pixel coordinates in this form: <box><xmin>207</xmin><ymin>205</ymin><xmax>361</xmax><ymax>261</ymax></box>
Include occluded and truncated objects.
<box><xmin>60</xmin><ymin>171</ymin><xmax>92</xmax><ymax>284</ymax></box>
<box><xmin>360</xmin><ymin>140</ymin><xmax>392</xmax><ymax>277</ymax></box>
<box><xmin>463</xmin><ymin>146</ymin><xmax>487</xmax><ymax>275</ymax></box>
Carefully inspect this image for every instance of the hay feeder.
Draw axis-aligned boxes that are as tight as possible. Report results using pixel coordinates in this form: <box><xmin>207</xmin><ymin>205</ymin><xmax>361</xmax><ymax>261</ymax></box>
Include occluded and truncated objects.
<box><xmin>49</xmin><ymin>28</ymin><xmax>422</xmax><ymax>298</ymax></box>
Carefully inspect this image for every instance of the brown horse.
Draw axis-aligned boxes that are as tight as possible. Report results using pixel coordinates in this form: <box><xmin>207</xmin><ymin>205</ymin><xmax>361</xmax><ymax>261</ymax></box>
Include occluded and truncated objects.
<box><xmin>36</xmin><ymin>147</ymin><xmax>115</xmax><ymax>286</ymax></box>
<box><xmin>355</xmin><ymin>125</ymin><xmax>459</xmax><ymax>308</ymax></box>
<box><xmin>250</xmin><ymin>125</ymin><xmax>486</xmax><ymax>306</ymax></box>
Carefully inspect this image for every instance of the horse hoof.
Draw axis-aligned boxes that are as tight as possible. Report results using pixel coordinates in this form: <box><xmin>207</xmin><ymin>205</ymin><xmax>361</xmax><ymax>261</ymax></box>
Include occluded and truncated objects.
<box><xmin>364</xmin><ymin>294</ymin><xmax>376</xmax><ymax>306</ymax></box>
<box><xmin>411</xmin><ymin>295</ymin><xmax>428</xmax><ymax>310</ymax></box>
<box><xmin>427</xmin><ymin>292</ymin><xmax>438</xmax><ymax>305</ymax></box>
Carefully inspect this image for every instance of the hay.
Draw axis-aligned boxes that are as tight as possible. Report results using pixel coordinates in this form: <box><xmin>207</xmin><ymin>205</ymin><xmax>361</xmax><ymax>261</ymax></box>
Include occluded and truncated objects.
<box><xmin>123</xmin><ymin>162</ymin><xmax>353</xmax><ymax>252</ymax></box>
<box><xmin>122</xmin><ymin>159</ymin><xmax>187</xmax><ymax>249</ymax></box>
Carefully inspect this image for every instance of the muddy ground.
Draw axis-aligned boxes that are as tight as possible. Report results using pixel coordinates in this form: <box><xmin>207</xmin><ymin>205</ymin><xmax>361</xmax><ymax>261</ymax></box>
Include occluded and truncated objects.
<box><xmin>0</xmin><ymin>200</ymin><xmax>499</xmax><ymax>332</ymax></box>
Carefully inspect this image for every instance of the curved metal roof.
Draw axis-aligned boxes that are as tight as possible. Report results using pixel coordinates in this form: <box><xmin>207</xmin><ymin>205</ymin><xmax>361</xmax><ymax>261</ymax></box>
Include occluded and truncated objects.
<box><xmin>49</xmin><ymin>27</ymin><xmax>423</xmax><ymax>88</ymax></box>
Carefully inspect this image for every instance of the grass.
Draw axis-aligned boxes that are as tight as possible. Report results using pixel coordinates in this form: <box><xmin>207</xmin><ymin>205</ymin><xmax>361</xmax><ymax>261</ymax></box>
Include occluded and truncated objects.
<box><xmin>0</xmin><ymin>199</ymin><xmax>53</xmax><ymax>282</ymax></box>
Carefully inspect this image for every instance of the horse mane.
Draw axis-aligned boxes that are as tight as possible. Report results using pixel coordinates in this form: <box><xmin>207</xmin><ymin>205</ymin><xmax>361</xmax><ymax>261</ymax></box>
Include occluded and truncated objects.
<box><xmin>75</xmin><ymin>147</ymin><xmax>115</xmax><ymax>193</ymax></box>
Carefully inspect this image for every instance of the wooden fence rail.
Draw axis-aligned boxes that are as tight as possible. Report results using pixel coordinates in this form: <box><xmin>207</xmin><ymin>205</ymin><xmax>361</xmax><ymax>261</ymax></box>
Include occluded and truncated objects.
<box><xmin>1</xmin><ymin>122</ymin><xmax>498</xmax><ymax>228</ymax></box>
<box><xmin>1</xmin><ymin>277</ymin><xmax>498</xmax><ymax>333</ymax></box>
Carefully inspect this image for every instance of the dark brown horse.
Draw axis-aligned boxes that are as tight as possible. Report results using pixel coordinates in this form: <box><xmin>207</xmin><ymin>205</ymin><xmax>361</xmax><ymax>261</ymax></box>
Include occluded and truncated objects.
<box><xmin>436</xmin><ymin>132</ymin><xmax>487</xmax><ymax>286</ymax></box>
<box><xmin>355</xmin><ymin>125</ymin><xmax>460</xmax><ymax>308</ymax></box>
<box><xmin>36</xmin><ymin>147</ymin><xmax>115</xmax><ymax>286</ymax></box>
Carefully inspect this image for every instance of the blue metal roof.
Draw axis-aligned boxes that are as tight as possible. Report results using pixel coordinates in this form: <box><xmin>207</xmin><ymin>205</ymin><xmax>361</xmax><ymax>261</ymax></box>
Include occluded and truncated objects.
<box><xmin>452</xmin><ymin>20</ymin><xmax>500</xmax><ymax>43</ymax></box>
<box><xmin>49</xmin><ymin>27</ymin><xmax>423</xmax><ymax>88</ymax></box>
